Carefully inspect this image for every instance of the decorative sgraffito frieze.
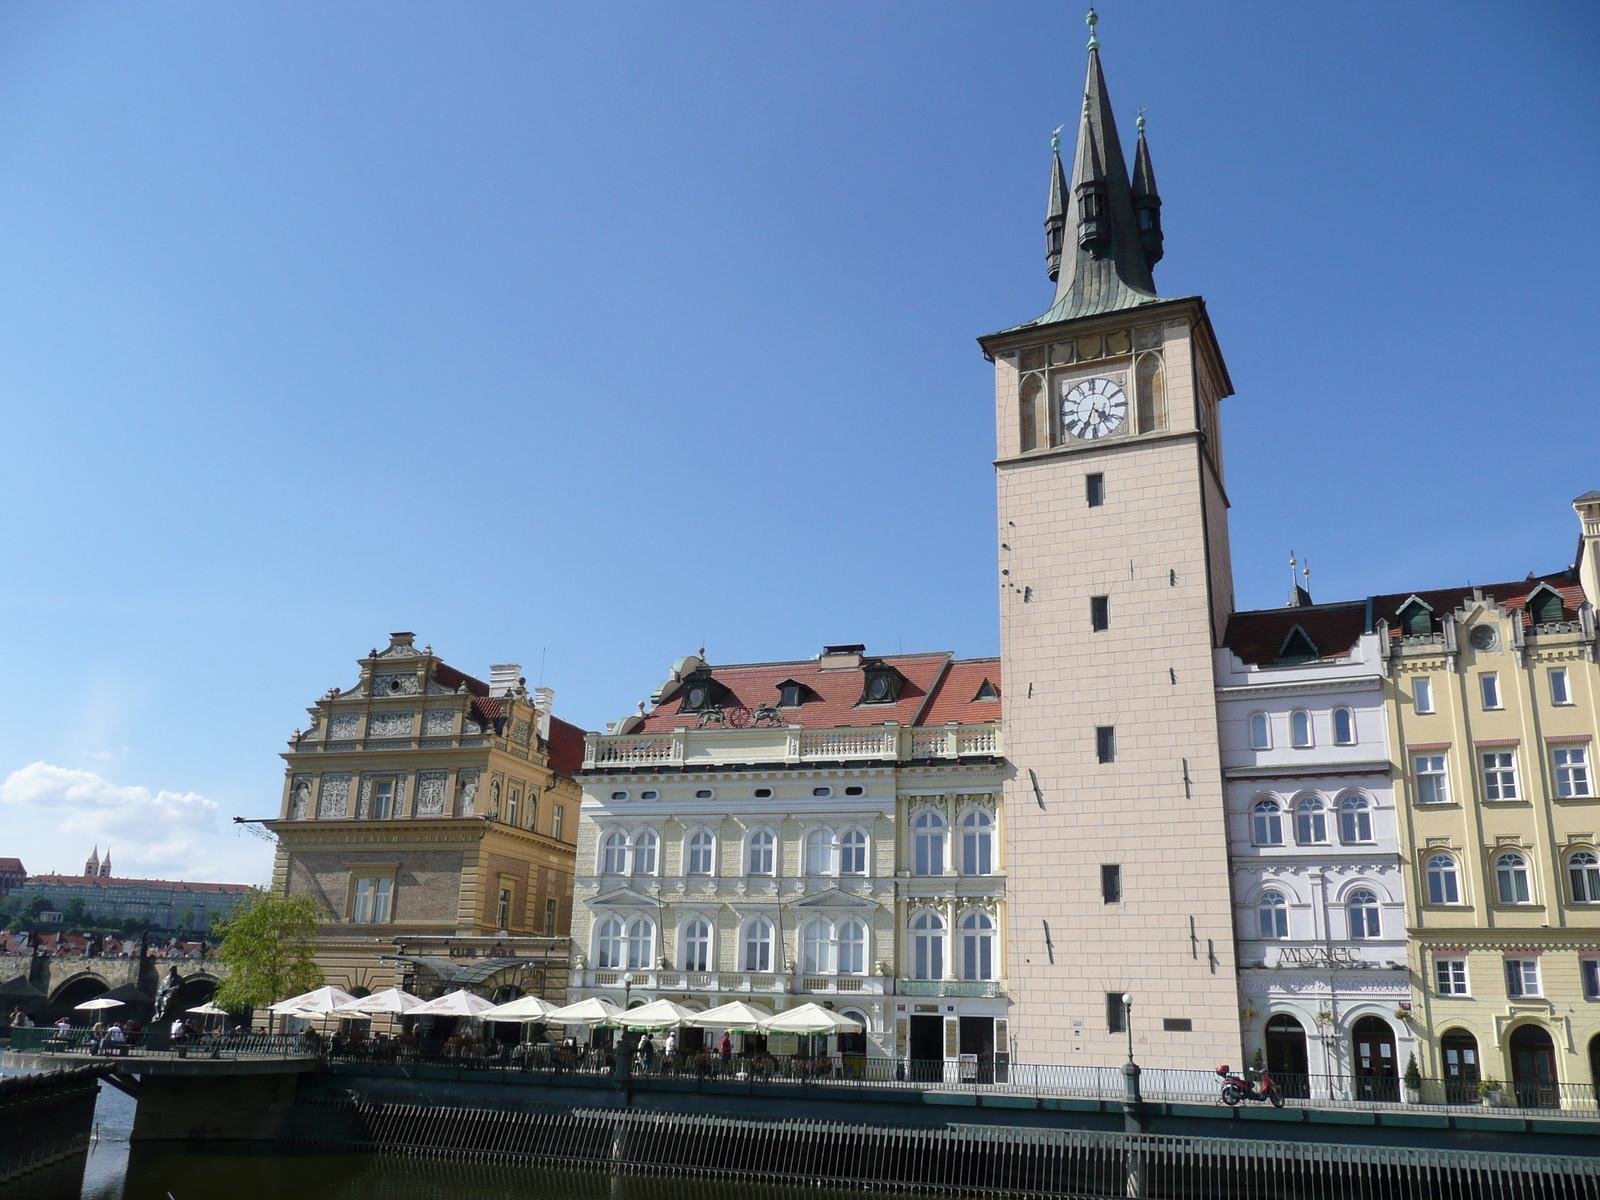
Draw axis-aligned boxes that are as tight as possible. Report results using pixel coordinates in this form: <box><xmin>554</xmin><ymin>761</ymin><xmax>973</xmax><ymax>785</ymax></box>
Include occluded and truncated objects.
<box><xmin>329</xmin><ymin>714</ymin><xmax>362</xmax><ymax>741</ymax></box>
<box><xmin>318</xmin><ymin>774</ymin><xmax>352</xmax><ymax>819</ymax></box>
<box><xmin>422</xmin><ymin>709</ymin><xmax>456</xmax><ymax>736</ymax></box>
<box><xmin>372</xmin><ymin>673</ymin><xmax>421</xmax><ymax>696</ymax></box>
<box><xmin>416</xmin><ymin>771</ymin><xmax>449</xmax><ymax>816</ymax></box>
<box><xmin>367</xmin><ymin>711</ymin><xmax>415</xmax><ymax>738</ymax></box>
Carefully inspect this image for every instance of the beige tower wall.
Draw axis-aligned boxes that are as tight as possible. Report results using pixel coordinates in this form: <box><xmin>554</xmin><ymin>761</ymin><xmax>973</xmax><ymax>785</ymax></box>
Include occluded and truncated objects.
<box><xmin>991</xmin><ymin>304</ymin><xmax>1241</xmax><ymax>1070</ymax></box>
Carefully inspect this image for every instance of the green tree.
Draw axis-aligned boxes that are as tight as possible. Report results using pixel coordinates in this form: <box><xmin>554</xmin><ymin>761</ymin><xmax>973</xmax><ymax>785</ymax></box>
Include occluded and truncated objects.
<box><xmin>63</xmin><ymin>898</ymin><xmax>87</xmax><ymax>927</ymax></box>
<box><xmin>212</xmin><ymin>891</ymin><xmax>323</xmax><ymax>1011</ymax></box>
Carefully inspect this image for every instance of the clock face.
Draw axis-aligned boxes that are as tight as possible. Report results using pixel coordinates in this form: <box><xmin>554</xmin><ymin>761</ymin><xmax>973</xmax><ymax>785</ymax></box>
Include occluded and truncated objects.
<box><xmin>1060</xmin><ymin>377</ymin><xmax>1128</xmax><ymax>441</ymax></box>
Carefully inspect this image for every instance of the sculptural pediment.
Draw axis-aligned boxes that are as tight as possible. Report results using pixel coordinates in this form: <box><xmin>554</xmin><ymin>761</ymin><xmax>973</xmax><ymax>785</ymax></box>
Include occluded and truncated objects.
<box><xmin>585</xmin><ymin>886</ymin><xmax>659</xmax><ymax>908</ymax></box>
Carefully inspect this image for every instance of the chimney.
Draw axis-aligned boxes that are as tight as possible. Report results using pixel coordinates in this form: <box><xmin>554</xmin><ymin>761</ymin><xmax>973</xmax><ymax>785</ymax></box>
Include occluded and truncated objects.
<box><xmin>1575</xmin><ymin>492</ymin><xmax>1600</xmax><ymax>608</ymax></box>
<box><xmin>820</xmin><ymin>644</ymin><xmax>866</xmax><ymax>671</ymax></box>
<box><xmin>489</xmin><ymin>664</ymin><xmax>522</xmax><ymax>698</ymax></box>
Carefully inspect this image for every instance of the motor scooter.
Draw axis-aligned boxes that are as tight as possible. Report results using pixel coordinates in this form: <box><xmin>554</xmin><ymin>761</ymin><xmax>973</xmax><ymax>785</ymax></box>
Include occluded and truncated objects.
<box><xmin>1216</xmin><ymin>1064</ymin><xmax>1284</xmax><ymax>1108</ymax></box>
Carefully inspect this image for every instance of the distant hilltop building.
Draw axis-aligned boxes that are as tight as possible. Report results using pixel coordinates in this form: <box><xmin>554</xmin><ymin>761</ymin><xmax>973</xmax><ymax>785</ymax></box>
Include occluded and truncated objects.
<box><xmin>9</xmin><ymin>850</ymin><xmax>253</xmax><ymax>930</ymax></box>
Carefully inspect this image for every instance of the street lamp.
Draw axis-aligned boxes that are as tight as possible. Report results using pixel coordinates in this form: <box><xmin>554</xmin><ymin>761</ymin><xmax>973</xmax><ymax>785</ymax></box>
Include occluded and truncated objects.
<box><xmin>1120</xmin><ymin>992</ymin><xmax>1142</xmax><ymax>1109</ymax></box>
<box><xmin>615</xmin><ymin>972</ymin><xmax>637</xmax><ymax>1083</ymax></box>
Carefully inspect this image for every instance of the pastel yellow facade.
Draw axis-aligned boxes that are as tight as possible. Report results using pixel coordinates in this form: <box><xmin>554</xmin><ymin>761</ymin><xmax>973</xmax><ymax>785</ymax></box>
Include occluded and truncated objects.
<box><xmin>1387</xmin><ymin>499</ymin><xmax>1600</xmax><ymax>1106</ymax></box>
<box><xmin>266</xmin><ymin>633</ymin><xmax>582</xmax><ymax>1000</ymax></box>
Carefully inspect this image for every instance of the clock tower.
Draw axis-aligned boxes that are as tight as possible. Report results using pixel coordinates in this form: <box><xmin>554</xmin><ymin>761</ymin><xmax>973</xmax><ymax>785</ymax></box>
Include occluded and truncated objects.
<box><xmin>978</xmin><ymin>10</ymin><xmax>1241</xmax><ymax>1069</ymax></box>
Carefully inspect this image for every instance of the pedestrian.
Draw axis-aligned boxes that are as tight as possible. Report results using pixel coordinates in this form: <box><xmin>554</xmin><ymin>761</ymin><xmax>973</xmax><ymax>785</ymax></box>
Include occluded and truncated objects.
<box><xmin>91</xmin><ymin>1020</ymin><xmax>107</xmax><ymax>1055</ymax></box>
<box><xmin>8</xmin><ymin>1007</ymin><xmax>23</xmax><ymax>1029</ymax></box>
<box><xmin>54</xmin><ymin>1016</ymin><xmax>71</xmax><ymax>1036</ymax></box>
<box><xmin>106</xmin><ymin>1022</ymin><xmax>126</xmax><ymax>1055</ymax></box>
<box><xmin>719</xmin><ymin>1031</ymin><xmax>732</xmax><ymax>1066</ymax></box>
<box><xmin>664</xmin><ymin>1028</ymin><xmax>677</xmax><ymax>1068</ymax></box>
<box><xmin>170</xmin><ymin>1014</ymin><xmax>187</xmax><ymax>1047</ymax></box>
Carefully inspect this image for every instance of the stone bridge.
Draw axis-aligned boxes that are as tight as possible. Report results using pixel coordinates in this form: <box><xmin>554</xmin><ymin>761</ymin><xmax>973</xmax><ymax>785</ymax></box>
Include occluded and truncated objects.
<box><xmin>0</xmin><ymin>954</ymin><xmax>225</xmax><ymax>1024</ymax></box>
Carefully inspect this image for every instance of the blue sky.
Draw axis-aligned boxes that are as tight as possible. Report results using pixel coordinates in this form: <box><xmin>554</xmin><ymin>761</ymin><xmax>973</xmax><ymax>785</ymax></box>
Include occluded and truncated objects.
<box><xmin>0</xmin><ymin>2</ymin><xmax>1594</xmax><ymax>883</ymax></box>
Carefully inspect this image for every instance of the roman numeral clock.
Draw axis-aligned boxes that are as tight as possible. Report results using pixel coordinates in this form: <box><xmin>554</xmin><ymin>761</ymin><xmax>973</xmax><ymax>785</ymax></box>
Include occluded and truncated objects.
<box><xmin>1060</xmin><ymin>376</ymin><xmax>1128</xmax><ymax>441</ymax></box>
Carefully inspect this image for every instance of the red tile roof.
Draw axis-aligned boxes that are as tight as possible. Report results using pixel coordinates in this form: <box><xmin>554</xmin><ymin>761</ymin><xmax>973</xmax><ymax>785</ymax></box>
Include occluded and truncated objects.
<box><xmin>0</xmin><ymin>859</ymin><xmax>24</xmax><ymax>874</ymax></box>
<box><xmin>918</xmin><ymin>658</ymin><xmax>1002</xmax><ymax>725</ymax></box>
<box><xmin>471</xmin><ymin>696</ymin><xmax>503</xmax><ymax>726</ymax></box>
<box><xmin>432</xmin><ymin>660</ymin><xmax>489</xmax><ymax>697</ymax></box>
<box><xmin>631</xmin><ymin>652</ymin><xmax>1000</xmax><ymax>732</ymax></box>
<box><xmin>1370</xmin><ymin>572</ymin><xmax>1585</xmax><ymax>640</ymax></box>
<box><xmin>547</xmin><ymin>716</ymin><xmax>586</xmax><ymax>778</ymax></box>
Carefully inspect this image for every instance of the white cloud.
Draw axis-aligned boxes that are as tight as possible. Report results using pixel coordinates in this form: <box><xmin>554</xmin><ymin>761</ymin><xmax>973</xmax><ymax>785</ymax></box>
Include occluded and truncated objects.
<box><xmin>0</xmin><ymin>762</ymin><xmax>273</xmax><ymax>885</ymax></box>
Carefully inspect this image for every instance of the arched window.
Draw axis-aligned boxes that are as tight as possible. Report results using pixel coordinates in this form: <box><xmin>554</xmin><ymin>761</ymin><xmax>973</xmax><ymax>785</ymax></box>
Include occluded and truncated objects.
<box><xmin>961</xmin><ymin>810</ymin><xmax>993</xmax><ymax>875</ymax></box>
<box><xmin>914</xmin><ymin>811</ymin><xmax>946</xmax><ymax>877</ymax></box>
<box><xmin>1295</xmin><ymin>797</ymin><xmax>1328</xmax><ymax>844</ymax></box>
<box><xmin>1339</xmin><ymin>795</ymin><xmax>1372</xmax><ymax>843</ymax></box>
<box><xmin>1290</xmin><ymin>710</ymin><xmax>1313</xmax><ymax>748</ymax></box>
<box><xmin>1019</xmin><ymin>373</ymin><xmax>1042</xmax><ymax>453</ymax></box>
<box><xmin>633</xmin><ymin>830</ymin><xmax>658</xmax><ymax>876</ymax></box>
<box><xmin>597</xmin><ymin>917</ymin><xmax>625</xmax><ymax>969</ymax></box>
<box><xmin>912</xmin><ymin>910</ymin><xmax>944</xmax><ymax>980</ymax></box>
<box><xmin>1571</xmin><ymin>851</ymin><xmax>1600</xmax><ymax>903</ymax></box>
<box><xmin>1253</xmin><ymin>800</ymin><xmax>1284</xmax><ymax>846</ymax></box>
<box><xmin>840</xmin><ymin>829</ymin><xmax>867</xmax><ymax>875</ymax></box>
<box><xmin>837</xmin><ymin>919</ymin><xmax>867</xmax><ymax>974</ymax></box>
<box><xmin>743</xmin><ymin>917</ymin><xmax>773</xmax><ymax>972</ymax></box>
<box><xmin>960</xmin><ymin>910</ymin><xmax>995</xmax><ymax>980</ymax></box>
<box><xmin>1427</xmin><ymin>854</ymin><xmax>1460</xmax><ymax>904</ymax></box>
<box><xmin>806</xmin><ymin>828</ymin><xmax>837</xmax><ymax>876</ymax></box>
<box><xmin>747</xmin><ymin>830</ymin><xmax>775</xmax><ymax>876</ymax></box>
<box><xmin>1496</xmin><ymin>852</ymin><xmax>1532</xmax><ymax>904</ymax></box>
<box><xmin>1333</xmin><ymin>708</ymin><xmax>1356</xmax><ymax>746</ymax></box>
<box><xmin>1258</xmin><ymin>891</ymin><xmax>1289</xmax><ymax>939</ymax></box>
<box><xmin>802</xmin><ymin>920</ymin><xmax>832</xmax><ymax>974</ymax></box>
<box><xmin>687</xmin><ymin>830</ymin><xmax>715</xmax><ymax>875</ymax></box>
<box><xmin>682</xmin><ymin>918</ymin><xmax>711</xmax><ymax>972</ymax></box>
<box><xmin>1348</xmin><ymin>889</ymin><xmax>1381</xmax><ymax>938</ymax></box>
<box><xmin>625</xmin><ymin>917</ymin><xmax>654</xmax><ymax>970</ymax></box>
<box><xmin>1249</xmin><ymin>712</ymin><xmax>1271</xmax><ymax>750</ymax></box>
<box><xmin>602</xmin><ymin>831</ymin><xmax>629</xmax><ymax>875</ymax></box>
<box><xmin>1135</xmin><ymin>351</ymin><xmax>1166</xmax><ymax>434</ymax></box>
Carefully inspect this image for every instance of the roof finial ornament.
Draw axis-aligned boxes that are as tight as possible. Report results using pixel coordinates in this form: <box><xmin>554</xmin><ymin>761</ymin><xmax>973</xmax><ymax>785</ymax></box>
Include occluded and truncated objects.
<box><xmin>1051</xmin><ymin>125</ymin><xmax>1063</xmax><ymax>154</ymax></box>
<box><xmin>1086</xmin><ymin>6</ymin><xmax>1100</xmax><ymax>51</ymax></box>
<box><xmin>1136</xmin><ymin>107</ymin><xmax>1148</xmax><ymax>133</ymax></box>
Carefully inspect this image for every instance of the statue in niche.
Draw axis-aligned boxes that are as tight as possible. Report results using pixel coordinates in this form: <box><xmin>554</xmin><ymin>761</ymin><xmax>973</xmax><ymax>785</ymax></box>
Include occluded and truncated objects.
<box><xmin>290</xmin><ymin>781</ymin><xmax>310</xmax><ymax>820</ymax></box>
<box><xmin>457</xmin><ymin>775</ymin><xmax>477</xmax><ymax>816</ymax></box>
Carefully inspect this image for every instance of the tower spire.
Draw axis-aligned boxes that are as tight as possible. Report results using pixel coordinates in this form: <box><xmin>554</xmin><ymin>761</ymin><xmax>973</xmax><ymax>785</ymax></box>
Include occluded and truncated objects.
<box><xmin>1045</xmin><ymin>128</ymin><xmax>1068</xmax><ymax>282</ymax></box>
<box><xmin>1032</xmin><ymin>8</ymin><xmax>1158</xmax><ymax>325</ymax></box>
<box><xmin>1131</xmin><ymin>110</ymin><xmax>1163</xmax><ymax>267</ymax></box>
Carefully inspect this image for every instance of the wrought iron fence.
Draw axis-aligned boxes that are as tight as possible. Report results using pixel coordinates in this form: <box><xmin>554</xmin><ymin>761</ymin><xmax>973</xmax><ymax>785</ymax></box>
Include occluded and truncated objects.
<box><xmin>7</xmin><ymin>1025</ymin><xmax>311</xmax><ymax>1060</ymax></box>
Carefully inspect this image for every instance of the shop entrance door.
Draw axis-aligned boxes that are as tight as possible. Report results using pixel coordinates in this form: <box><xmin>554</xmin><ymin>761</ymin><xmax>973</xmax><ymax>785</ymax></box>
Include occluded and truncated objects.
<box><xmin>1352</xmin><ymin>1017</ymin><xmax>1398</xmax><ymax>1103</ymax></box>
<box><xmin>1264</xmin><ymin>1015</ymin><xmax>1310</xmax><ymax>1098</ymax></box>
<box><xmin>909</xmin><ymin>1015</ymin><xmax>944</xmax><ymax>1082</ymax></box>
<box><xmin>1440</xmin><ymin>1030</ymin><xmax>1479</xmax><ymax>1104</ymax></box>
<box><xmin>1509</xmin><ymin>1025</ymin><xmax>1559</xmax><ymax>1108</ymax></box>
<box><xmin>959</xmin><ymin>1016</ymin><xmax>995</xmax><ymax>1083</ymax></box>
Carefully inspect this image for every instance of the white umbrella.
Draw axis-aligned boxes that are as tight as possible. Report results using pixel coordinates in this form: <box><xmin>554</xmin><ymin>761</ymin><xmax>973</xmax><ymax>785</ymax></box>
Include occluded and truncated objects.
<box><xmin>761</xmin><ymin>1003</ymin><xmax>863</xmax><ymax>1035</ymax></box>
<box><xmin>613</xmin><ymin>998</ymin><xmax>694</xmax><ymax>1029</ymax></box>
<box><xmin>75</xmin><ymin>996</ymin><xmax>124</xmax><ymax>1012</ymax></box>
<box><xmin>544</xmin><ymin>996</ymin><xmax>622</xmax><ymax>1026</ymax></box>
<box><xmin>480</xmin><ymin>994</ymin><xmax>558</xmax><ymax>1022</ymax></box>
<box><xmin>269</xmin><ymin>985</ymin><xmax>356</xmax><ymax>1015</ymax></box>
<box><xmin>185</xmin><ymin>1002</ymin><xmax>230</xmax><ymax>1016</ymax></box>
<box><xmin>686</xmin><ymin>1001</ymin><xmax>770</xmax><ymax>1030</ymax></box>
<box><xmin>332</xmin><ymin>987</ymin><xmax>427</xmax><ymax>1016</ymax></box>
<box><xmin>411</xmin><ymin>989</ymin><xmax>495</xmax><ymax>1018</ymax></box>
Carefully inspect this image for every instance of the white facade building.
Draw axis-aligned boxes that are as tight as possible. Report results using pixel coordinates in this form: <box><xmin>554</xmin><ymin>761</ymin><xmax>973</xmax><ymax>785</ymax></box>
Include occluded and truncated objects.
<box><xmin>569</xmin><ymin>647</ymin><xmax>1008</xmax><ymax>1075</ymax></box>
<box><xmin>1217</xmin><ymin>605</ymin><xmax>1413</xmax><ymax>1098</ymax></box>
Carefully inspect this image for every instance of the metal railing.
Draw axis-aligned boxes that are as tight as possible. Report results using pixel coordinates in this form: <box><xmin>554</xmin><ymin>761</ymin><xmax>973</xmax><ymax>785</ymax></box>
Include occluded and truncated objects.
<box><xmin>583</xmin><ymin>721</ymin><xmax>1003</xmax><ymax>770</ymax></box>
<box><xmin>318</xmin><ymin>1045</ymin><xmax>1600</xmax><ymax>1116</ymax></box>
<box><xmin>7</xmin><ymin>1025</ymin><xmax>312</xmax><ymax>1060</ymax></box>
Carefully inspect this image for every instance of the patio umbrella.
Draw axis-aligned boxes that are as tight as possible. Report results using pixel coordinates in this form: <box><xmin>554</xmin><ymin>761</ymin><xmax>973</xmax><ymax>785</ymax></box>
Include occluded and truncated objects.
<box><xmin>479</xmin><ymin>994</ymin><xmax>558</xmax><ymax>1022</ymax></box>
<box><xmin>74</xmin><ymin>996</ymin><xmax>124</xmax><ymax>1011</ymax></box>
<box><xmin>686</xmin><ymin>1001</ymin><xmax>771</xmax><ymax>1031</ymax></box>
<box><xmin>332</xmin><ymin>987</ymin><xmax>427</xmax><ymax>1016</ymax></box>
<box><xmin>613</xmin><ymin>999</ymin><xmax>693</xmax><ymax>1029</ymax></box>
<box><xmin>761</xmin><ymin>1003</ymin><xmax>863</xmax><ymax>1035</ymax></box>
<box><xmin>544</xmin><ymin>996</ymin><xmax>622</xmax><ymax>1026</ymax></box>
<box><xmin>411</xmin><ymin>989</ymin><xmax>495</xmax><ymax>1018</ymax></box>
<box><xmin>269</xmin><ymin>985</ymin><xmax>357</xmax><ymax>1015</ymax></box>
<box><xmin>184</xmin><ymin>1002</ymin><xmax>230</xmax><ymax>1016</ymax></box>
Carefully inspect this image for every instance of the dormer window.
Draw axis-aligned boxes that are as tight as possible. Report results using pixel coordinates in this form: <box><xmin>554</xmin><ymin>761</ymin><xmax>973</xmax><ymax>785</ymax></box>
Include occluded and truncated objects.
<box><xmin>1276</xmin><ymin>625</ymin><xmax>1319</xmax><ymax>665</ymax></box>
<box><xmin>677</xmin><ymin>670</ymin><xmax>727</xmax><ymax>713</ymax></box>
<box><xmin>775</xmin><ymin>679</ymin><xmax>811</xmax><ymax>708</ymax></box>
<box><xmin>1528</xmin><ymin>584</ymin><xmax>1565</xmax><ymax>626</ymax></box>
<box><xmin>859</xmin><ymin>661</ymin><xmax>906</xmax><ymax>706</ymax></box>
<box><xmin>1397</xmin><ymin>597</ymin><xmax>1434</xmax><ymax>637</ymax></box>
<box><xmin>972</xmin><ymin>678</ymin><xmax>1000</xmax><ymax>702</ymax></box>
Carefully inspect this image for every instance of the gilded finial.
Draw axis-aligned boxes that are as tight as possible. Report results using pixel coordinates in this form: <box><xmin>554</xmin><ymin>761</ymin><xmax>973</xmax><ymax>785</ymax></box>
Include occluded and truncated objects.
<box><xmin>1051</xmin><ymin>125</ymin><xmax>1063</xmax><ymax>154</ymax></box>
<box><xmin>1086</xmin><ymin>7</ymin><xmax>1100</xmax><ymax>51</ymax></box>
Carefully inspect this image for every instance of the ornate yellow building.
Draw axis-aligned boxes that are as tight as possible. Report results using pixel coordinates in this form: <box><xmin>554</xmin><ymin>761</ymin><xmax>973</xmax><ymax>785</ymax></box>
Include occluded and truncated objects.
<box><xmin>1385</xmin><ymin>495</ymin><xmax>1600</xmax><ymax>1106</ymax></box>
<box><xmin>265</xmin><ymin>633</ymin><xmax>583</xmax><ymax>1001</ymax></box>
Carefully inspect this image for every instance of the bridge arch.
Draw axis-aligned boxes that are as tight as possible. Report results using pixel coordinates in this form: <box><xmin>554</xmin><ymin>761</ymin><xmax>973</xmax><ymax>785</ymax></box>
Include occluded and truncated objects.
<box><xmin>47</xmin><ymin>973</ymin><xmax>112</xmax><ymax>1024</ymax></box>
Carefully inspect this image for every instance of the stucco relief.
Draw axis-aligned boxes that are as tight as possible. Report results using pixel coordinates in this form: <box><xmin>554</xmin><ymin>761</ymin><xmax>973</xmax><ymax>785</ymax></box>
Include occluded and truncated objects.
<box><xmin>329</xmin><ymin>714</ymin><xmax>362</xmax><ymax>740</ymax></box>
<box><xmin>367</xmin><ymin>711</ymin><xmax>415</xmax><ymax>738</ymax></box>
<box><xmin>415</xmin><ymin>771</ymin><xmax>448</xmax><ymax>816</ymax></box>
<box><xmin>463</xmin><ymin>716</ymin><xmax>484</xmax><ymax>735</ymax></box>
<box><xmin>512</xmin><ymin>719</ymin><xmax>532</xmax><ymax>746</ymax></box>
<box><xmin>422</xmin><ymin>709</ymin><xmax>455</xmax><ymax>736</ymax></box>
<box><xmin>372</xmin><ymin>673</ymin><xmax>421</xmax><ymax>697</ymax></box>
<box><xmin>317</xmin><ymin>774</ymin><xmax>352</xmax><ymax>819</ymax></box>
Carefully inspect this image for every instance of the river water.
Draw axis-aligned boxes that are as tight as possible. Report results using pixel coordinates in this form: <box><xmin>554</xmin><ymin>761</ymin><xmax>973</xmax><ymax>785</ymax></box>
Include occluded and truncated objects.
<box><xmin>13</xmin><ymin>1071</ymin><xmax>908</xmax><ymax>1200</ymax></box>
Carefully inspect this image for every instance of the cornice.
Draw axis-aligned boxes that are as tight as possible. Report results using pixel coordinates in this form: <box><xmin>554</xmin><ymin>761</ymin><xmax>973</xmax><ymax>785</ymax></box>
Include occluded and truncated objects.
<box><xmin>1224</xmin><ymin>759</ymin><xmax>1392</xmax><ymax>781</ymax></box>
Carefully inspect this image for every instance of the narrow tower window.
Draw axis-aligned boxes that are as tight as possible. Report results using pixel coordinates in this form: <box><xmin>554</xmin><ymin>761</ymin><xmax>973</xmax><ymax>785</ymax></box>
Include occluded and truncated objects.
<box><xmin>1019</xmin><ymin>374</ymin><xmax>1042</xmax><ymax>453</ymax></box>
<box><xmin>1086</xmin><ymin>473</ymin><xmax>1104</xmax><ymax>507</ymax></box>
<box><xmin>1090</xmin><ymin>596</ymin><xmax>1109</xmax><ymax>631</ymax></box>
<box><xmin>1101</xmin><ymin>864</ymin><xmax>1122</xmax><ymax>903</ymax></box>
<box><xmin>1095</xmin><ymin>726</ymin><xmax>1116</xmax><ymax>764</ymax></box>
<box><xmin>1135</xmin><ymin>352</ymin><xmax>1166</xmax><ymax>434</ymax></box>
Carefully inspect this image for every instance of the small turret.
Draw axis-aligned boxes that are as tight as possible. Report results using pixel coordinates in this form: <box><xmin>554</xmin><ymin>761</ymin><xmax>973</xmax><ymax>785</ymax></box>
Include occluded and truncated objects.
<box><xmin>99</xmin><ymin>848</ymin><xmax>111</xmax><ymax>878</ymax></box>
<box><xmin>1072</xmin><ymin>92</ymin><xmax>1110</xmax><ymax>249</ymax></box>
<box><xmin>1131</xmin><ymin>112</ymin><xmax>1163</xmax><ymax>268</ymax></box>
<box><xmin>84</xmin><ymin>846</ymin><xmax>99</xmax><ymax>878</ymax></box>
<box><xmin>1045</xmin><ymin>130</ymin><xmax>1068</xmax><ymax>282</ymax></box>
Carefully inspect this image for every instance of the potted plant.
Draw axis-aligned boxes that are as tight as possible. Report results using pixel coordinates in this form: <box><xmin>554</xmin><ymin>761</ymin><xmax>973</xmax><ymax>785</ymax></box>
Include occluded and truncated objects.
<box><xmin>1240</xmin><ymin>1007</ymin><xmax>1258</xmax><ymax>1022</ymax></box>
<box><xmin>1479</xmin><ymin>1078</ymin><xmax>1505</xmax><ymax>1107</ymax></box>
<box><xmin>1402</xmin><ymin>1053</ymin><xmax>1422</xmax><ymax>1104</ymax></box>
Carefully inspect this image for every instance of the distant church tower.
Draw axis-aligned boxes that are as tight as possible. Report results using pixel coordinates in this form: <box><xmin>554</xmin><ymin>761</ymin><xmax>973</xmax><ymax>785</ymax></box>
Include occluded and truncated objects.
<box><xmin>99</xmin><ymin>849</ymin><xmax>112</xmax><ymax>878</ymax></box>
<box><xmin>84</xmin><ymin>846</ymin><xmax>99</xmax><ymax>878</ymax></box>
<box><xmin>978</xmin><ymin>10</ymin><xmax>1240</xmax><ymax>1069</ymax></box>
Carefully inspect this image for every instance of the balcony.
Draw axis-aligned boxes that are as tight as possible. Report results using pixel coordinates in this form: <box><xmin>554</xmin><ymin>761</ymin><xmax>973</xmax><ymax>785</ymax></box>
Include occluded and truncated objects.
<box><xmin>579</xmin><ymin>969</ymin><xmax>892</xmax><ymax>996</ymax></box>
<box><xmin>896</xmin><ymin>980</ymin><xmax>1006</xmax><ymax>999</ymax></box>
<box><xmin>582</xmin><ymin>722</ymin><xmax>1001</xmax><ymax>772</ymax></box>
